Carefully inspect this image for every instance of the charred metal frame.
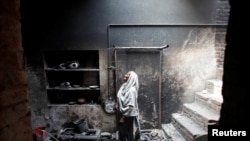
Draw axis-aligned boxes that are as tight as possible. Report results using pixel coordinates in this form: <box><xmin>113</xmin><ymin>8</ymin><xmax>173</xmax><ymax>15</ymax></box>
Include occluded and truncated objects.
<box><xmin>111</xmin><ymin>45</ymin><xmax>168</xmax><ymax>127</ymax></box>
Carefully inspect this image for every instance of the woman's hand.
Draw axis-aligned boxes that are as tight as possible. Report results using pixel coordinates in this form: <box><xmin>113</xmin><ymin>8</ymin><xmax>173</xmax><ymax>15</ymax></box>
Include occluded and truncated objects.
<box><xmin>115</xmin><ymin>103</ymin><xmax>118</xmax><ymax>110</ymax></box>
<box><xmin>119</xmin><ymin>116</ymin><xmax>125</xmax><ymax>123</ymax></box>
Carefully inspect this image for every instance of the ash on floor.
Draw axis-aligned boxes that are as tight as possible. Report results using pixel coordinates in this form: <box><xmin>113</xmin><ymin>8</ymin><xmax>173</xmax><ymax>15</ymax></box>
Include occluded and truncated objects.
<box><xmin>139</xmin><ymin>129</ymin><xmax>168</xmax><ymax>141</ymax></box>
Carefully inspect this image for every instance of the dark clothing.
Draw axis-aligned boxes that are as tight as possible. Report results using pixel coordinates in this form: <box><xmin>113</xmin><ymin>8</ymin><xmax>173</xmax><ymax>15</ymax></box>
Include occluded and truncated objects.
<box><xmin>117</xmin><ymin>71</ymin><xmax>141</xmax><ymax>141</ymax></box>
<box><xmin>119</xmin><ymin>116</ymin><xmax>140</xmax><ymax>141</ymax></box>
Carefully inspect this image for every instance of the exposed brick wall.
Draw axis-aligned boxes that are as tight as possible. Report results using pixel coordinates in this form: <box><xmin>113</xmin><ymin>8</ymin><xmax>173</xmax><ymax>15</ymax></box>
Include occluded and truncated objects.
<box><xmin>215</xmin><ymin>27</ymin><xmax>226</xmax><ymax>69</ymax></box>
<box><xmin>0</xmin><ymin>0</ymin><xmax>33</xmax><ymax>140</ymax></box>
<box><xmin>215</xmin><ymin>0</ymin><xmax>230</xmax><ymax>70</ymax></box>
<box><xmin>216</xmin><ymin>0</ymin><xmax>230</xmax><ymax>24</ymax></box>
<box><xmin>219</xmin><ymin>0</ymin><xmax>249</xmax><ymax>126</ymax></box>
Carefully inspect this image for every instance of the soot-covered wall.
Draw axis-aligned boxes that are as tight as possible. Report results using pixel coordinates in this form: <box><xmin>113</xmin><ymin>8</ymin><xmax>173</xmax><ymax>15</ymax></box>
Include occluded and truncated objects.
<box><xmin>21</xmin><ymin>0</ymin><xmax>226</xmax><ymax>131</ymax></box>
<box><xmin>108</xmin><ymin>25</ymin><xmax>224</xmax><ymax>128</ymax></box>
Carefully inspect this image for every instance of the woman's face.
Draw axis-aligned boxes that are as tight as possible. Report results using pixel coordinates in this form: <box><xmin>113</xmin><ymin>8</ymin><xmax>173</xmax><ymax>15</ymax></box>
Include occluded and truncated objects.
<box><xmin>123</xmin><ymin>71</ymin><xmax>131</xmax><ymax>82</ymax></box>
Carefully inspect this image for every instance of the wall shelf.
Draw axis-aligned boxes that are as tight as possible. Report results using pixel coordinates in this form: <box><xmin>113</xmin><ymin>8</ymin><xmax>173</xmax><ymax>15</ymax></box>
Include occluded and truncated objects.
<box><xmin>43</xmin><ymin>50</ymin><xmax>101</xmax><ymax>105</ymax></box>
<box><xmin>45</xmin><ymin>68</ymin><xmax>100</xmax><ymax>71</ymax></box>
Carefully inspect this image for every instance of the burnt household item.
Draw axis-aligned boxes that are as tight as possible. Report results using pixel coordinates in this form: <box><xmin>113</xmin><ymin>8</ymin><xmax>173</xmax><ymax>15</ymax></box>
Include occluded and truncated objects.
<box><xmin>60</xmin><ymin>82</ymin><xmax>71</xmax><ymax>88</ymax></box>
<box><xmin>71</xmin><ymin>129</ymin><xmax>102</xmax><ymax>140</ymax></box>
<box><xmin>32</xmin><ymin>126</ymin><xmax>47</xmax><ymax>141</ymax></box>
<box><xmin>59</xmin><ymin>63</ymin><xmax>67</xmax><ymax>69</ymax></box>
<box><xmin>68</xmin><ymin>61</ymin><xmax>80</xmax><ymax>69</ymax></box>
<box><xmin>103</xmin><ymin>98</ymin><xmax>115</xmax><ymax>114</ymax></box>
<box><xmin>100</xmin><ymin>132</ymin><xmax>112</xmax><ymax>140</ymax></box>
<box><xmin>73</xmin><ymin>119</ymin><xmax>89</xmax><ymax>133</ymax></box>
<box><xmin>59</xmin><ymin>61</ymin><xmax>80</xmax><ymax>69</ymax></box>
<box><xmin>77</xmin><ymin>98</ymin><xmax>86</xmax><ymax>104</ymax></box>
<box><xmin>60</xmin><ymin>121</ymin><xmax>77</xmax><ymax>133</ymax></box>
<box><xmin>58</xmin><ymin>119</ymin><xmax>101</xmax><ymax>141</ymax></box>
<box><xmin>68</xmin><ymin>101</ymin><xmax>76</xmax><ymax>105</ymax></box>
<box><xmin>89</xmin><ymin>85</ymin><xmax>99</xmax><ymax>89</ymax></box>
<box><xmin>73</xmin><ymin>84</ymin><xmax>81</xmax><ymax>88</ymax></box>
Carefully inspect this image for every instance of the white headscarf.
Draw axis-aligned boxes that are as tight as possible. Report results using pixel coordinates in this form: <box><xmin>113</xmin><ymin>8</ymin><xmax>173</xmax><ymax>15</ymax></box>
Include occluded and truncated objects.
<box><xmin>117</xmin><ymin>71</ymin><xmax>139</xmax><ymax>116</ymax></box>
<box><xmin>121</xmin><ymin>71</ymin><xmax>139</xmax><ymax>95</ymax></box>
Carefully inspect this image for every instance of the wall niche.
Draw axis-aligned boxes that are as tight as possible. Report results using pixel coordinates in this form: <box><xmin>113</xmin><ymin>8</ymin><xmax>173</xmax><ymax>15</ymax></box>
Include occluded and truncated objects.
<box><xmin>43</xmin><ymin>50</ymin><xmax>101</xmax><ymax>105</ymax></box>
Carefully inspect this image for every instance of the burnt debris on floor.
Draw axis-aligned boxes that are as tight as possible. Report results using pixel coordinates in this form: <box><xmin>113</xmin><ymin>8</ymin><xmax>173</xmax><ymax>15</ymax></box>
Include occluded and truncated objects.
<box><xmin>33</xmin><ymin>119</ymin><xmax>168</xmax><ymax>141</ymax></box>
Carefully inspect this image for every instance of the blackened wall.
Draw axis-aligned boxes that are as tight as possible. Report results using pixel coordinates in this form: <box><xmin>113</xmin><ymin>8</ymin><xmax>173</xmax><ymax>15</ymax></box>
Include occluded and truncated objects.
<box><xmin>21</xmin><ymin>0</ymin><xmax>218</xmax><ymax>52</ymax></box>
<box><xmin>21</xmin><ymin>0</ymin><xmax>229</xmax><ymax>131</ymax></box>
<box><xmin>219</xmin><ymin>0</ymin><xmax>250</xmax><ymax>127</ymax></box>
<box><xmin>0</xmin><ymin>0</ymin><xmax>32</xmax><ymax>140</ymax></box>
<box><xmin>108</xmin><ymin>25</ymin><xmax>225</xmax><ymax>128</ymax></box>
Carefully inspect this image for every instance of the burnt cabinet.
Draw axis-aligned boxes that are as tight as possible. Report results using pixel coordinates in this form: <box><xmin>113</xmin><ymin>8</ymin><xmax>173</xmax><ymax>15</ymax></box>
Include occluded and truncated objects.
<box><xmin>43</xmin><ymin>50</ymin><xmax>100</xmax><ymax>105</ymax></box>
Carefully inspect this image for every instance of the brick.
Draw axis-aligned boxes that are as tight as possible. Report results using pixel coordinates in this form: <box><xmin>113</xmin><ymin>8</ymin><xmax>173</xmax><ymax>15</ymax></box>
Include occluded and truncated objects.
<box><xmin>0</xmin><ymin>101</ymin><xmax>30</xmax><ymax>128</ymax></box>
<box><xmin>0</xmin><ymin>88</ymin><xmax>29</xmax><ymax>107</ymax></box>
<box><xmin>0</xmin><ymin>0</ymin><xmax>21</xmax><ymax>19</ymax></box>
<box><xmin>0</xmin><ymin>14</ymin><xmax>20</xmax><ymax>30</ymax></box>
<box><xmin>14</xmin><ymin>116</ymin><xmax>33</xmax><ymax>141</ymax></box>
<box><xmin>0</xmin><ymin>124</ymin><xmax>14</xmax><ymax>141</ymax></box>
<box><xmin>0</xmin><ymin>49</ymin><xmax>25</xmax><ymax>70</ymax></box>
<box><xmin>0</xmin><ymin>69</ymin><xmax>27</xmax><ymax>87</ymax></box>
<box><xmin>0</xmin><ymin>31</ymin><xmax>22</xmax><ymax>50</ymax></box>
<box><xmin>0</xmin><ymin>115</ymin><xmax>32</xmax><ymax>141</ymax></box>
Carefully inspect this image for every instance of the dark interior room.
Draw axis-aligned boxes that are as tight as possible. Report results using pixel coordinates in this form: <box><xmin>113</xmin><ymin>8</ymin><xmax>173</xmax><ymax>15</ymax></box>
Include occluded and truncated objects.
<box><xmin>0</xmin><ymin>0</ymin><xmax>248</xmax><ymax>141</ymax></box>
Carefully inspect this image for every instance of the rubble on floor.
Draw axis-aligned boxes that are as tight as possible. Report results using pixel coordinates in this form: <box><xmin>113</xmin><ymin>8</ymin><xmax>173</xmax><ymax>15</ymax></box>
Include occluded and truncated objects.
<box><xmin>34</xmin><ymin>118</ymin><xmax>169</xmax><ymax>141</ymax></box>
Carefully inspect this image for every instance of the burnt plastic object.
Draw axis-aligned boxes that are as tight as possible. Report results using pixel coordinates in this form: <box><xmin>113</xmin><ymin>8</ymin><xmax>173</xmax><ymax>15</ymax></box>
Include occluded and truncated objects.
<box><xmin>74</xmin><ymin>129</ymin><xmax>101</xmax><ymax>140</ymax></box>
<box><xmin>58</xmin><ymin>119</ymin><xmax>101</xmax><ymax>141</ymax></box>
<box><xmin>73</xmin><ymin>119</ymin><xmax>89</xmax><ymax>133</ymax></box>
<box><xmin>68</xmin><ymin>61</ymin><xmax>80</xmax><ymax>69</ymax></box>
<box><xmin>59</xmin><ymin>61</ymin><xmax>80</xmax><ymax>69</ymax></box>
<box><xmin>32</xmin><ymin>126</ymin><xmax>47</xmax><ymax>141</ymax></box>
<box><xmin>58</xmin><ymin>128</ymin><xmax>101</xmax><ymax>141</ymax></box>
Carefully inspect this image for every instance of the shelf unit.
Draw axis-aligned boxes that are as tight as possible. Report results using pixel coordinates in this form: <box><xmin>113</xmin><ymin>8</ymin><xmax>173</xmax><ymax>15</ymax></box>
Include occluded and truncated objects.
<box><xmin>43</xmin><ymin>50</ymin><xmax>101</xmax><ymax>105</ymax></box>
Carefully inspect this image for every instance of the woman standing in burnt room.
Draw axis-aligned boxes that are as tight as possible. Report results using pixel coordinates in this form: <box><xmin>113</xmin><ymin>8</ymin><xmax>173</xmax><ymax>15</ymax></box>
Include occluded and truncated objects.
<box><xmin>116</xmin><ymin>71</ymin><xmax>141</xmax><ymax>141</ymax></box>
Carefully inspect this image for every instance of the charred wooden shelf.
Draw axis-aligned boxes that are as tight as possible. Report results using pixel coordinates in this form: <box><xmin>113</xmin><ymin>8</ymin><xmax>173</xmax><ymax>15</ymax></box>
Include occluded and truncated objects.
<box><xmin>46</xmin><ymin>87</ymin><xmax>100</xmax><ymax>90</ymax></box>
<box><xmin>43</xmin><ymin>50</ymin><xmax>101</xmax><ymax>105</ymax></box>
<box><xmin>45</xmin><ymin>68</ymin><xmax>100</xmax><ymax>71</ymax></box>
